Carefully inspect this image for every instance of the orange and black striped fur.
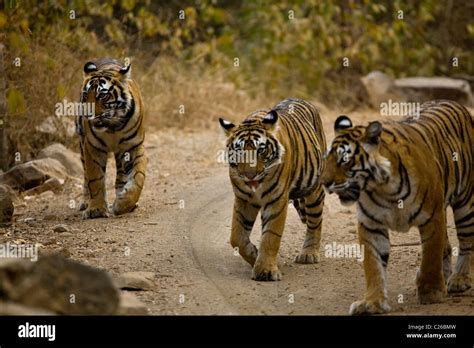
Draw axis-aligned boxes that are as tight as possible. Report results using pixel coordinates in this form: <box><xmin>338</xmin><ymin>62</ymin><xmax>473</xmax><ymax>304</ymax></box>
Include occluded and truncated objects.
<box><xmin>76</xmin><ymin>59</ymin><xmax>146</xmax><ymax>219</ymax></box>
<box><xmin>219</xmin><ymin>99</ymin><xmax>326</xmax><ymax>281</ymax></box>
<box><xmin>321</xmin><ymin>100</ymin><xmax>473</xmax><ymax>314</ymax></box>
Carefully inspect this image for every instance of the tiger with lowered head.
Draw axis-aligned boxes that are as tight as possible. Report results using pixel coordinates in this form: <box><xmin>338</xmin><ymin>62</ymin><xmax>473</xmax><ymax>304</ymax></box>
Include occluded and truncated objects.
<box><xmin>321</xmin><ymin>100</ymin><xmax>473</xmax><ymax>315</ymax></box>
<box><xmin>219</xmin><ymin>99</ymin><xmax>326</xmax><ymax>281</ymax></box>
<box><xmin>76</xmin><ymin>58</ymin><xmax>146</xmax><ymax>219</ymax></box>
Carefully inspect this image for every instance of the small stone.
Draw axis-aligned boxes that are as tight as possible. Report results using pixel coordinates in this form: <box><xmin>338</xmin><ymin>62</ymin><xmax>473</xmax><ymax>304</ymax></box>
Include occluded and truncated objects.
<box><xmin>38</xmin><ymin>190</ymin><xmax>55</xmax><ymax>200</ymax></box>
<box><xmin>43</xmin><ymin>214</ymin><xmax>57</xmax><ymax>221</ymax></box>
<box><xmin>23</xmin><ymin>217</ymin><xmax>35</xmax><ymax>224</ymax></box>
<box><xmin>116</xmin><ymin>272</ymin><xmax>156</xmax><ymax>291</ymax></box>
<box><xmin>53</xmin><ymin>224</ymin><xmax>69</xmax><ymax>233</ymax></box>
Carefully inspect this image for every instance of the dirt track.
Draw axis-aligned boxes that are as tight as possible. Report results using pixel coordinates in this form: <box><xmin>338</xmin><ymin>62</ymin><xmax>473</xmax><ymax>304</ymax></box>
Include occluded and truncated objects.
<box><xmin>4</xmin><ymin>108</ymin><xmax>474</xmax><ymax>315</ymax></box>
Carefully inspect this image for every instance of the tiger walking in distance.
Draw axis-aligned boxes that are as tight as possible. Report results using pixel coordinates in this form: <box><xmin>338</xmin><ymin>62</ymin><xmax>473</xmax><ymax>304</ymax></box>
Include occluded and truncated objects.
<box><xmin>321</xmin><ymin>100</ymin><xmax>473</xmax><ymax>315</ymax></box>
<box><xmin>76</xmin><ymin>58</ymin><xmax>146</xmax><ymax>219</ymax></box>
<box><xmin>219</xmin><ymin>99</ymin><xmax>326</xmax><ymax>281</ymax></box>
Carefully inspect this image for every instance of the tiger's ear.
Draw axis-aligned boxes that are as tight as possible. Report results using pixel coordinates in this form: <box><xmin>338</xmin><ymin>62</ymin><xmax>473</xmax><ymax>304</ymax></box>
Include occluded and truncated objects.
<box><xmin>364</xmin><ymin>121</ymin><xmax>383</xmax><ymax>145</ymax></box>
<box><xmin>334</xmin><ymin>115</ymin><xmax>352</xmax><ymax>135</ymax></box>
<box><xmin>219</xmin><ymin>118</ymin><xmax>236</xmax><ymax>136</ymax></box>
<box><xmin>84</xmin><ymin>62</ymin><xmax>97</xmax><ymax>75</ymax></box>
<box><xmin>262</xmin><ymin>110</ymin><xmax>278</xmax><ymax>131</ymax></box>
<box><xmin>120</xmin><ymin>63</ymin><xmax>132</xmax><ymax>78</ymax></box>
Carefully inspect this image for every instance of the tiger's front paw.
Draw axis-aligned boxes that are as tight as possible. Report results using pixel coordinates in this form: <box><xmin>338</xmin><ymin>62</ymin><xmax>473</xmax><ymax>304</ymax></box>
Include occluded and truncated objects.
<box><xmin>82</xmin><ymin>207</ymin><xmax>108</xmax><ymax>219</ymax></box>
<box><xmin>252</xmin><ymin>261</ymin><xmax>281</xmax><ymax>281</ymax></box>
<box><xmin>447</xmin><ymin>273</ymin><xmax>471</xmax><ymax>293</ymax></box>
<box><xmin>349</xmin><ymin>298</ymin><xmax>390</xmax><ymax>315</ymax></box>
<box><xmin>295</xmin><ymin>250</ymin><xmax>320</xmax><ymax>264</ymax></box>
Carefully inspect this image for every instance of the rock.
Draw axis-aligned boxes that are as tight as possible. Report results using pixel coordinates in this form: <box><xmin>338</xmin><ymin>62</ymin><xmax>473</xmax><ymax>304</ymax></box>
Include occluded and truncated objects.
<box><xmin>116</xmin><ymin>271</ymin><xmax>156</xmax><ymax>291</ymax></box>
<box><xmin>394</xmin><ymin>77</ymin><xmax>473</xmax><ymax>106</ymax></box>
<box><xmin>360</xmin><ymin>71</ymin><xmax>407</xmax><ymax>108</ymax></box>
<box><xmin>53</xmin><ymin>224</ymin><xmax>69</xmax><ymax>233</ymax></box>
<box><xmin>0</xmin><ymin>184</ymin><xmax>14</xmax><ymax>225</ymax></box>
<box><xmin>0</xmin><ymin>184</ymin><xmax>21</xmax><ymax>205</ymax></box>
<box><xmin>37</xmin><ymin>190</ymin><xmax>56</xmax><ymax>200</ymax></box>
<box><xmin>37</xmin><ymin>143</ymin><xmax>83</xmax><ymax>177</ymax></box>
<box><xmin>0</xmin><ymin>301</ymin><xmax>55</xmax><ymax>315</ymax></box>
<box><xmin>25</xmin><ymin>178</ymin><xmax>64</xmax><ymax>196</ymax></box>
<box><xmin>23</xmin><ymin>217</ymin><xmax>36</xmax><ymax>224</ymax></box>
<box><xmin>118</xmin><ymin>292</ymin><xmax>149</xmax><ymax>315</ymax></box>
<box><xmin>0</xmin><ymin>254</ymin><xmax>120</xmax><ymax>314</ymax></box>
<box><xmin>361</xmin><ymin>71</ymin><xmax>474</xmax><ymax>108</ymax></box>
<box><xmin>0</xmin><ymin>158</ymin><xmax>67</xmax><ymax>192</ymax></box>
<box><xmin>36</xmin><ymin>116</ymin><xmax>75</xmax><ymax>138</ymax></box>
<box><xmin>43</xmin><ymin>214</ymin><xmax>58</xmax><ymax>221</ymax></box>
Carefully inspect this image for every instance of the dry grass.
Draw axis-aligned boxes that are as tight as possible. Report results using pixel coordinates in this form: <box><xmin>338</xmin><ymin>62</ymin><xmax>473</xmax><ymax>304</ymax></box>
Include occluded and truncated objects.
<box><xmin>136</xmin><ymin>56</ymin><xmax>271</xmax><ymax>130</ymax></box>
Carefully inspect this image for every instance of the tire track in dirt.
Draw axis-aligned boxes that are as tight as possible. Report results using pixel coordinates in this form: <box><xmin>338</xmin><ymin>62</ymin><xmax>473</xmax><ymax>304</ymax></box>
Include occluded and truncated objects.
<box><xmin>178</xmin><ymin>165</ymin><xmax>474</xmax><ymax>315</ymax></box>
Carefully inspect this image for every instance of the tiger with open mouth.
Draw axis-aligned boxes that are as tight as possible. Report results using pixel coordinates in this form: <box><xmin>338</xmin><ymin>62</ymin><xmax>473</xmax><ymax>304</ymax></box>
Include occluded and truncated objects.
<box><xmin>76</xmin><ymin>58</ymin><xmax>146</xmax><ymax>219</ymax></box>
<box><xmin>219</xmin><ymin>98</ymin><xmax>326</xmax><ymax>281</ymax></box>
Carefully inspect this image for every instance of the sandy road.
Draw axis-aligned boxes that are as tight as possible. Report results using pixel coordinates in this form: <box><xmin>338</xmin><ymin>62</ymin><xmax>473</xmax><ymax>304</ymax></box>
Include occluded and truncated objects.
<box><xmin>5</xmin><ymin>119</ymin><xmax>474</xmax><ymax>315</ymax></box>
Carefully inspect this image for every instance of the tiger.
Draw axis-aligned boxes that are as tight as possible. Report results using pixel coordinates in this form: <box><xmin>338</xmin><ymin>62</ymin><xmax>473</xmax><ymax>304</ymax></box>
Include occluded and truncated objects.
<box><xmin>76</xmin><ymin>58</ymin><xmax>147</xmax><ymax>219</ymax></box>
<box><xmin>320</xmin><ymin>100</ymin><xmax>473</xmax><ymax>315</ymax></box>
<box><xmin>219</xmin><ymin>98</ymin><xmax>326</xmax><ymax>281</ymax></box>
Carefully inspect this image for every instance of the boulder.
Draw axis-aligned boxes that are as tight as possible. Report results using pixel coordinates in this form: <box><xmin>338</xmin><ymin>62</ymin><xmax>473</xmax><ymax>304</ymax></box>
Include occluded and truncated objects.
<box><xmin>24</xmin><ymin>177</ymin><xmax>64</xmax><ymax>196</ymax></box>
<box><xmin>360</xmin><ymin>71</ymin><xmax>407</xmax><ymax>108</ymax></box>
<box><xmin>361</xmin><ymin>71</ymin><xmax>474</xmax><ymax>108</ymax></box>
<box><xmin>37</xmin><ymin>143</ymin><xmax>83</xmax><ymax>177</ymax></box>
<box><xmin>0</xmin><ymin>184</ymin><xmax>14</xmax><ymax>225</ymax></box>
<box><xmin>394</xmin><ymin>77</ymin><xmax>473</xmax><ymax>106</ymax></box>
<box><xmin>0</xmin><ymin>254</ymin><xmax>120</xmax><ymax>314</ymax></box>
<box><xmin>0</xmin><ymin>158</ymin><xmax>67</xmax><ymax>191</ymax></box>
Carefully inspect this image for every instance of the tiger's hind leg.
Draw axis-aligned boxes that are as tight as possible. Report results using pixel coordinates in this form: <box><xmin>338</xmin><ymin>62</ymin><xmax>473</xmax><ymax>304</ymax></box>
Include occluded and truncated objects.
<box><xmin>295</xmin><ymin>185</ymin><xmax>324</xmax><ymax>264</ymax></box>
<box><xmin>448</xmin><ymin>197</ymin><xmax>473</xmax><ymax>293</ymax></box>
<box><xmin>292</xmin><ymin>198</ymin><xmax>306</xmax><ymax>224</ymax></box>
<box><xmin>443</xmin><ymin>233</ymin><xmax>453</xmax><ymax>282</ymax></box>
<box><xmin>82</xmin><ymin>141</ymin><xmax>108</xmax><ymax>219</ymax></box>
<box><xmin>111</xmin><ymin>143</ymin><xmax>146</xmax><ymax>216</ymax></box>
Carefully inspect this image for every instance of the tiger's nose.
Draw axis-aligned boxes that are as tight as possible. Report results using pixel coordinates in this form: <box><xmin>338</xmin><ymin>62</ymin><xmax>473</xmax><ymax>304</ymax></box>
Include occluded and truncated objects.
<box><xmin>244</xmin><ymin>171</ymin><xmax>256</xmax><ymax>180</ymax></box>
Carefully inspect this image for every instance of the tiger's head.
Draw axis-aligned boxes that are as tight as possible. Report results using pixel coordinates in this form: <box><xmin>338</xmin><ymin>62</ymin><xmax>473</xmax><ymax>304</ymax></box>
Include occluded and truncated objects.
<box><xmin>81</xmin><ymin>58</ymin><xmax>134</xmax><ymax>132</ymax></box>
<box><xmin>219</xmin><ymin>110</ymin><xmax>285</xmax><ymax>192</ymax></box>
<box><xmin>320</xmin><ymin>115</ymin><xmax>392</xmax><ymax>206</ymax></box>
